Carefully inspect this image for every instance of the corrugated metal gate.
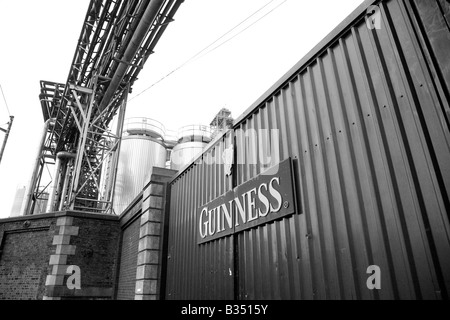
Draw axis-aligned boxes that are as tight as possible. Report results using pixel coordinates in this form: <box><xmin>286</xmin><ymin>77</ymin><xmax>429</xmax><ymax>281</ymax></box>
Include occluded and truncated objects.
<box><xmin>166</xmin><ymin>136</ymin><xmax>235</xmax><ymax>299</ymax></box>
<box><xmin>165</xmin><ymin>0</ymin><xmax>450</xmax><ymax>300</ymax></box>
<box><xmin>116</xmin><ymin>217</ymin><xmax>141</xmax><ymax>300</ymax></box>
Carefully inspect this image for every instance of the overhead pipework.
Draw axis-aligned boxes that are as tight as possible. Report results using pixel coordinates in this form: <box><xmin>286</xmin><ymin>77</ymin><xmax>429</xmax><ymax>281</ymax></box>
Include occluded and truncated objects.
<box><xmin>45</xmin><ymin>152</ymin><xmax>76</xmax><ymax>213</ymax></box>
<box><xmin>24</xmin><ymin>0</ymin><xmax>184</xmax><ymax>215</ymax></box>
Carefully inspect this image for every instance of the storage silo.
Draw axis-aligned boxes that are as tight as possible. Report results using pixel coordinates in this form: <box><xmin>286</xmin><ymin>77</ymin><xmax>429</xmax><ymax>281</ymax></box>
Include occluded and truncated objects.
<box><xmin>170</xmin><ymin>125</ymin><xmax>212</xmax><ymax>171</ymax></box>
<box><xmin>113</xmin><ymin>117</ymin><xmax>167</xmax><ymax>215</ymax></box>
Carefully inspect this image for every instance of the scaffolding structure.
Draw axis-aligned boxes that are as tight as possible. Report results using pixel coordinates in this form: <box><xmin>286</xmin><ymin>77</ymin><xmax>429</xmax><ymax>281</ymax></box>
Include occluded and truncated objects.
<box><xmin>210</xmin><ymin>108</ymin><xmax>234</xmax><ymax>139</ymax></box>
<box><xmin>23</xmin><ymin>0</ymin><xmax>183</xmax><ymax>215</ymax></box>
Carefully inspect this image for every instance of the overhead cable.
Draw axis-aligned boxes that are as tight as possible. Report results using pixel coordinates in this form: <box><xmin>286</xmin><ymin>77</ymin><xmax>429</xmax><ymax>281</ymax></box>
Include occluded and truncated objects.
<box><xmin>129</xmin><ymin>0</ymin><xmax>288</xmax><ymax>101</ymax></box>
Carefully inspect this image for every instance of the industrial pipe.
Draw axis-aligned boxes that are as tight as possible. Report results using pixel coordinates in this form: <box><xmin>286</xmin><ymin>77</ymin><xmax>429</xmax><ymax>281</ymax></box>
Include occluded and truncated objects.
<box><xmin>21</xmin><ymin>118</ymin><xmax>56</xmax><ymax>216</ymax></box>
<box><xmin>46</xmin><ymin>152</ymin><xmax>76</xmax><ymax>213</ymax></box>
<box><xmin>58</xmin><ymin>157</ymin><xmax>74</xmax><ymax>211</ymax></box>
<box><xmin>98</xmin><ymin>0</ymin><xmax>165</xmax><ymax>111</ymax></box>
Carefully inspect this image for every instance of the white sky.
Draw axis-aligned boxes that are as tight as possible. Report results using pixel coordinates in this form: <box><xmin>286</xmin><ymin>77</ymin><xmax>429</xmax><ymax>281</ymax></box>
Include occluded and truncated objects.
<box><xmin>0</xmin><ymin>0</ymin><xmax>364</xmax><ymax>218</ymax></box>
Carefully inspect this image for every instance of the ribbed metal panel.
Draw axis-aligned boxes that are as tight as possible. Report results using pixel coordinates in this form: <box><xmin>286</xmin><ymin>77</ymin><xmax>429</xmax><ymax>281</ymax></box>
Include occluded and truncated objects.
<box><xmin>167</xmin><ymin>134</ymin><xmax>235</xmax><ymax>299</ymax></box>
<box><xmin>114</xmin><ymin>136</ymin><xmax>167</xmax><ymax>215</ymax></box>
<box><xmin>166</xmin><ymin>0</ymin><xmax>450</xmax><ymax>300</ymax></box>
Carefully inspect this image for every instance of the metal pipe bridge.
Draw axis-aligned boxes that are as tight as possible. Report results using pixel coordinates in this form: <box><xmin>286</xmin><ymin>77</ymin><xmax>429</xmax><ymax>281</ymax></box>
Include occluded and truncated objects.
<box><xmin>24</xmin><ymin>0</ymin><xmax>184</xmax><ymax>215</ymax></box>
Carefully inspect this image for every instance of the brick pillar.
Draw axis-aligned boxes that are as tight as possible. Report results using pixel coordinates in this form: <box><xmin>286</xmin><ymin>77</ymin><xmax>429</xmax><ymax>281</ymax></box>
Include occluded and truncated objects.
<box><xmin>135</xmin><ymin>167</ymin><xmax>176</xmax><ymax>300</ymax></box>
<box><xmin>44</xmin><ymin>216</ymin><xmax>79</xmax><ymax>300</ymax></box>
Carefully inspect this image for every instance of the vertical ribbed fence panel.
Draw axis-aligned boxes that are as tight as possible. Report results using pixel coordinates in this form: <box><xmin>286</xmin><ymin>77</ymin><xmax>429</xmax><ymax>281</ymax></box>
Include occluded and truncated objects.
<box><xmin>166</xmin><ymin>134</ymin><xmax>235</xmax><ymax>299</ymax></box>
<box><xmin>165</xmin><ymin>0</ymin><xmax>450</xmax><ymax>300</ymax></box>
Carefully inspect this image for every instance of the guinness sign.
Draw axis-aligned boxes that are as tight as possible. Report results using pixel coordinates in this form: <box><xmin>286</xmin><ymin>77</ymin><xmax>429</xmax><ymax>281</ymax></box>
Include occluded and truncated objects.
<box><xmin>197</xmin><ymin>158</ymin><xmax>297</xmax><ymax>244</ymax></box>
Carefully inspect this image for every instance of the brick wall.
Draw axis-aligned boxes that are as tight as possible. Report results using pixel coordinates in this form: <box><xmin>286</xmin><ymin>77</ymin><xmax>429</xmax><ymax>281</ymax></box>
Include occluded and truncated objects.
<box><xmin>0</xmin><ymin>212</ymin><xmax>121</xmax><ymax>300</ymax></box>
<box><xmin>45</xmin><ymin>212</ymin><xmax>120</xmax><ymax>300</ymax></box>
<box><xmin>0</xmin><ymin>215</ymin><xmax>56</xmax><ymax>300</ymax></box>
<box><xmin>135</xmin><ymin>167</ymin><xmax>176</xmax><ymax>300</ymax></box>
<box><xmin>114</xmin><ymin>166</ymin><xmax>176</xmax><ymax>300</ymax></box>
<box><xmin>0</xmin><ymin>231</ymin><xmax>49</xmax><ymax>299</ymax></box>
<box><xmin>69</xmin><ymin>216</ymin><xmax>120</xmax><ymax>289</ymax></box>
<box><xmin>116</xmin><ymin>216</ymin><xmax>141</xmax><ymax>300</ymax></box>
<box><xmin>0</xmin><ymin>167</ymin><xmax>175</xmax><ymax>300</ymax></box>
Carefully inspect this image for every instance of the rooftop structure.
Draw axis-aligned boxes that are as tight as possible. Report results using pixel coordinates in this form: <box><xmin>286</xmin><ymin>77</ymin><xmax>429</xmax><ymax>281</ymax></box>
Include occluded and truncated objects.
<box><xmin>209</xmin><ymin>108</ymin><xmax>234</xmax><ymax>139</ymax></box>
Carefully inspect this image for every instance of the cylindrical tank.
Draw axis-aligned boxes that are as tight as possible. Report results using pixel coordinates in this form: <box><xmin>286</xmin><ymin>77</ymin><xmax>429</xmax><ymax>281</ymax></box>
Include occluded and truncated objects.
<box><xmin>113</xmin><ymin>117</ymin><xmax>167</xmax><ymax>215</ymax></box>
<box><xmin>122</xmin><ymin>117</ymin><xmax>166</xmax><ymax>138</ymax></box>
<box><xmin>170</xmin><ymin>125</ymin><xmax>212</xmax><ymax>171</ymax></box>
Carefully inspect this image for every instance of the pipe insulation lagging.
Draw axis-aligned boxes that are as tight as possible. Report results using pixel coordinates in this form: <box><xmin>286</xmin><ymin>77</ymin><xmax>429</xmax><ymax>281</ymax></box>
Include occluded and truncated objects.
<box><xmin>98</xmin><ymin>0</ymin><xmax>165</xmax><ymax>111</ymax></box>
